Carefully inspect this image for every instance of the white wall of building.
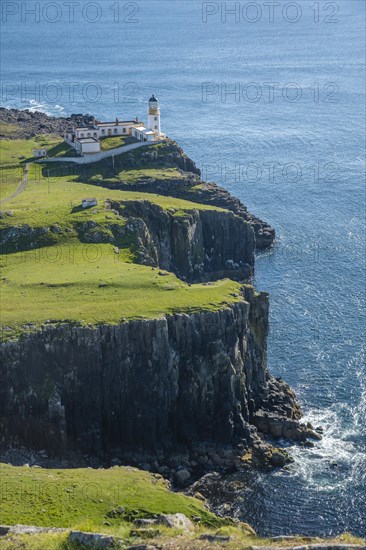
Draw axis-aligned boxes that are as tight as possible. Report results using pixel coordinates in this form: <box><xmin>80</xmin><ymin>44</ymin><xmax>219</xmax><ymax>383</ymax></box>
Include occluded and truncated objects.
<box><xmin>132</xmin><ymin>127</ymin><xmax>155</xmax><ymax>142</ymax></box>
<box><xmin>80</xmin><ymin>141</ymin><xmax>101</xmax><ymax>154</ymax></box>
<box><xmin>75</xmin><ymin>123</ymin><xmax>136</xmax><ymax>140</ymax></box>
<box><xmin>75</xmin><ymin>128</ymin><xmax>99</xmax><ymax>139</ymax></box>
<box><xmin>33</xmin><ymin>149</ymin><xmax>47</xmax><ymax>158</ymax></box>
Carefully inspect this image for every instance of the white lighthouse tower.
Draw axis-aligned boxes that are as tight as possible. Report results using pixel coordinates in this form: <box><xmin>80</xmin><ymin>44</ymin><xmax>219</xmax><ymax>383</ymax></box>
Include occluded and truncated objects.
<box><xmin>148</xmin><ymin>94</ymin><xmax>161</xmax><ymax>138</ymax></box>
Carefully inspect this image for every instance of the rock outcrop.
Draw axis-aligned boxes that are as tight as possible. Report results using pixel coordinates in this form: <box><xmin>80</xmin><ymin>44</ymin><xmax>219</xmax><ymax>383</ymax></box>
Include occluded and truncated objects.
<box><xmin>95</xmin><ymin>140</ymin><xmax>275</xmax><ymax>250</ymax></box>
<box><xmin>0</xmin><ymin>108</ymin><xmax>96</xmax><ymax>139</ymax></box>
<box><xmin>110</xmin><ymin>199</ymin><xmax>255</xmax><ymax>282</ymax></box>
<box><xmin>0</xmin><ymin>202</ymin><xmax>255</xmax><ymax>283</ymax></box>
<box><xmin>115</xmin><ymin>177</ymin><xmax>275</xmax><ymax>250</ymax></box>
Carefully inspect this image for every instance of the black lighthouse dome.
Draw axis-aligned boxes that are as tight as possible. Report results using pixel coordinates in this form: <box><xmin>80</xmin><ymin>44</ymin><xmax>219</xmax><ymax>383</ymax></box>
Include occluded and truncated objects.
<box><xmin>149</xmin><ymin>94</ymin><xmax>158</xmax><ymax>103</ymax></box>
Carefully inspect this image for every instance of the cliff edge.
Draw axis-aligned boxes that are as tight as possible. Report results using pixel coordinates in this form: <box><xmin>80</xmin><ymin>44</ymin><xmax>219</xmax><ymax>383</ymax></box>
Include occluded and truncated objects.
<box><xmin>0</xmin><ymin>109</ymin><xmax>312</xmax><ymax>477</ymax></box>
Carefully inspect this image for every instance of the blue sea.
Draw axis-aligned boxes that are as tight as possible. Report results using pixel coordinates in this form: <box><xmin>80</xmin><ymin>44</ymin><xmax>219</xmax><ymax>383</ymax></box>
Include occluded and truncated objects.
<box><xmin>1</xmin><ymin>0</ymin><xmax>365</xmax><ymax>537</ymax></box>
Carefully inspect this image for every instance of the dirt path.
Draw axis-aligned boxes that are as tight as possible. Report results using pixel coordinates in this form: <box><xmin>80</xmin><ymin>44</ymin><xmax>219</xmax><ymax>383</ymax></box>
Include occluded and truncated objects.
<box><xmin>0</xmin><ymin>162</ymin><xmax>31</xmax><ymax>206</ymax></box>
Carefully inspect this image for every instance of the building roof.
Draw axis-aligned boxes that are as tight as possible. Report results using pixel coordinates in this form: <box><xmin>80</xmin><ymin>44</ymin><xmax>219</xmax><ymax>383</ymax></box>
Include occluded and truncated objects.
<box><xmin>82</xmin><ymin>198</ymin><xmax>98</xmax><ymax>202</ymax></box>
<box><xmin>75</xmin><ymin>126</ymin><xmax>94</xmax><ymax>131</ymax></box>
<box><xmin>77</xmin><ymin>137</ymin><xmax>99</xmax><ymax>143</ymax></box>
<box><xmin>149</xmin><ymin>94</ymin><xmax>158</xmax><ymax>102</ymax></box>
<box><xmin>96</xmin><ymin>121</ymin><xmax>137</xmax><ymax>127</ymax></box>
<box><xmin>134</xmin><ymin>126</ymin><xmax>155</xmax><ymax>135</ymax></box>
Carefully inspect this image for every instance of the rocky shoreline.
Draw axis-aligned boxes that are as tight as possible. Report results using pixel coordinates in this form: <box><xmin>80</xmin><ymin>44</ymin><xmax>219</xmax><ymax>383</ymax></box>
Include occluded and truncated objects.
<box><xmin>0</xmin><ymin>107</ymin><xmax>96</xmax><ymax>139</ymax></box>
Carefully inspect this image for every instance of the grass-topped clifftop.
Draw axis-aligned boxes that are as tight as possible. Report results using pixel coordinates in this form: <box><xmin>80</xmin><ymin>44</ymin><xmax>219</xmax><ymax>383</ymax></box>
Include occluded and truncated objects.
<box><xmin>0</xmin><ymin>137</ymin><xmax>242</xmax><ymax>341</ymax></box>
<box><xmin>1</xmin><ymin>244</ymin><xmax>241</xmax><ymax>341</ymax></box>
<box><xmin>1</xmin><ymin>462</ymin><xmax>364</xmax><ymax>549</ymax></box>
<box><xmin>0</xmin><ymin>462</ymin><xmax>220</xmax><ymax>529</ymax></box>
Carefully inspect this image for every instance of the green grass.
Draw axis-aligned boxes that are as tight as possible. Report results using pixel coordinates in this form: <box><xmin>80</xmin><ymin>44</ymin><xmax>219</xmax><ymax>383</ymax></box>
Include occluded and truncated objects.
<box><xmin>113</xmin><ymin>167</ymin><xmax>184</xmax><ymax>183</ymax></box>
<box><xmin>0</xmin><ymin>159</ymin><xmax>235</xmax><ymax>341</ymax></box>
<box><xmin>0</xmin><ymin>243</ymin><xmax>241</xmax><ymax>339</ymax></box>
<box><xmin>86</xmin><ymin>166</ymin><xmax>185</xmax><ymax>185</ymax></box>
<box><xmin>43</xmin><ymin>159</ymin><xmax>187</xmax><ymax>186</ymax></box>
<box><xmin>0</xmin><ymin>134</ymin><xmax>64</xmax><ymax>166</ymax></box>
<box><xmin>0</xmin><ymin>123</ymin><xmax>21</xmax><ymax>138</ymax></box>
<box><xmin>0</xmin><ymin>165</ymin><xmax>25</xmax><ymax>200</ymax></box>
<box><xmin>0</xmin><ymin>164</ymin><xmax>224</xmax><ymax>230</ymax></box>
<box><xmin>0</xmin><ymin>462</ymin><xmax>364</xmax><ymax>550</ymax></box>
<box><xmin>99</xmin><ymin>135</ymin><xmax>137</xmax><ymax>151</ymax></box>
<box><xmin>0</xmin><ymin>463</ymin><xmax>220</xmax><ymax>529</ymax></box>
<box><xmin>0</xmin><ymin>138</ymin><xmax>235</xmax><ymax>341</ymax></box>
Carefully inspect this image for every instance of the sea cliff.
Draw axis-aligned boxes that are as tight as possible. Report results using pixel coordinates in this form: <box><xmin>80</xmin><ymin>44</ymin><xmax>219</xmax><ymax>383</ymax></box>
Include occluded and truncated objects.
<box><xmin>0</xmin><ymin>287</ymin><xmax>309</xmax><ymax>473</ymax></box>
<box><xmin>0</xmin><ymin>108</ymin><xmax>311</xmax><ymax>474</ymax></box>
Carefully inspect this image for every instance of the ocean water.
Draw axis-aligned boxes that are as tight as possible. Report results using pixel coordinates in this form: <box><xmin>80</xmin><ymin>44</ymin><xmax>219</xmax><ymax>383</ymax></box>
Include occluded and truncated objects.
<box><xmin>1</xmin><ymin>0</ymin><xmax>365</xmax><ymax>537</ymax></box>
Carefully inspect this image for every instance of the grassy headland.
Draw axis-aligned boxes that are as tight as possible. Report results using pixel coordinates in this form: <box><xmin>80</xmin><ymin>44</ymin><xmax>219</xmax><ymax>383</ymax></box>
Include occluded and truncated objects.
<box><xmin>0</xmin><ymin>140</ymin><xmax>238</xmax><ymax>341</ymax></box>
<box><xmin>0</xmin><ymin>127</ymin><xmax>365</xmax><ymax>550</ymax></box>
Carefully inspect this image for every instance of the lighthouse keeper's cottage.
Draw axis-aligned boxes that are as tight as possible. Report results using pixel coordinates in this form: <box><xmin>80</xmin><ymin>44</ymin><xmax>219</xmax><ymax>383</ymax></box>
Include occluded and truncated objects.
<box><xmin>64</xmin><ymin>95</ymin><xmax>163</xmax><ymax>156</ymax></box>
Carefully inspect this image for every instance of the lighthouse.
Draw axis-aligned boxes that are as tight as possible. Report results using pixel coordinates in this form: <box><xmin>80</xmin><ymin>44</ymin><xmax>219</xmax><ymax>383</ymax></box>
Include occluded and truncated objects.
<box><xmin>148</xmin><ymin>94</ymin><xmax>161</xmax><ymax>138</ymax></box>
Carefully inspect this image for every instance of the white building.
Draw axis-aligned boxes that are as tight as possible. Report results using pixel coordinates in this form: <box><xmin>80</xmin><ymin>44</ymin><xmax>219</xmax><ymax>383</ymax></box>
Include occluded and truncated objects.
<box><xmin>131</xmin><ymin>94</ymin><xmax>162</xmax><ymax>141</ymax></box>
<box><xmin>64</xmin><ymin>96</ymin><xmax>164</xmax><ymax>156</ymax></box>
<box><xmin>131</xmin><ymin>125</ymin><xmax>155</xmax><ymax>142</ymax></box>
<box><xmin>82</xmin><ymin>198</ymin><xmax>98</xmax><ymax>208</ymax></box>
<box><xmin>33</xmin><ymin>148</ymin><xmax>47</xmax><ymax>158</ymax></box>
<box><xmin>74</xmin><ymin>137</ymin><xmax>101</xmax><ymax>155</ymax></box>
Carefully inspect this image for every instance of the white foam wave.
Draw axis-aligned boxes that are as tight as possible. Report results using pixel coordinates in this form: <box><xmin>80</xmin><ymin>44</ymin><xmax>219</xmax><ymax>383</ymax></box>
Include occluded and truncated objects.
<box><xmin>2</xmin><ymin>99</ymin><xmax>66</xmax><ymax>117</ymax></box>
<box><xmin>285</xmin><ymin>393</ymin><xmax>365</xmax><ymax>493</ymax></box>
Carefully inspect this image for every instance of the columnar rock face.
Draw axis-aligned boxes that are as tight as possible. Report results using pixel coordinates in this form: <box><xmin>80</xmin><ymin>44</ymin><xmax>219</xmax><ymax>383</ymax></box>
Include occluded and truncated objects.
<box><xmin>111</xmin><ymin>200</ymin><xmax>255</xmax><ymax>282</ymax></box>
<box><xmin>119</xmin><ymin>179</ymin><xmax>275</xmax><ymax>250</ymax></box>
<box><xmin>0</xmin><ymin>288</ymin><xmax>299</xmax><ymax>456</ymax></box>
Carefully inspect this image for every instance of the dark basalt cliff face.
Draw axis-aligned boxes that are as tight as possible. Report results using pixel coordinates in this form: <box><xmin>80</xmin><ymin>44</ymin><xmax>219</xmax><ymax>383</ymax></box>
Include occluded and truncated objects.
<box><xmin>0</xmin><ymin>288</ymin><xmax>302</xmax><ymax>459</ymax></box>
<box><xmin>110</xmin><ymin>200</ymin><xmax>255</xmax><ymax>282</ymax></box>
<box><xmin>94</xmin><ymin>140</ymin><xmax>275</xmax><ymax>250</ymax></box>
<box><xmin>1</xmin><ymin>110</ymin><xmax>308</xmax><ymax>467</ymax></box>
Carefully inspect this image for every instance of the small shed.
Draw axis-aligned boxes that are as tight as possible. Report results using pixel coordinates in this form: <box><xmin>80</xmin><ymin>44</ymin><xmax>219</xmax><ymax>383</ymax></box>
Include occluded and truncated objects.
<box><xmin>82</xmin><ymin>198</ymin><xmax>98</xmax><ymax>209</ymax></box>
<box><xmin>132</xmin><ymin>125</ymin><xmax>155</xmax><ymax>142</ymax></box>
<box><xmin>76</xmin><ymin>137</ymin><xmax>101</xmax><ymax>155</ymax></box>
<box><xmin>33</xmin><ymin>149</ymin><xmax>47</xmax><ymax>158</ymax></box>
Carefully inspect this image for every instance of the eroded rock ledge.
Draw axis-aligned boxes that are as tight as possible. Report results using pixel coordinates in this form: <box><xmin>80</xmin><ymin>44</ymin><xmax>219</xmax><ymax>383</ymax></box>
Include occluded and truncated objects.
<box><xmin>96</xmin><ymin>139</ymin><xmax>276</xmax><ymax>250</ymax></box>
<box><xmin>109</xmin><ymin>199</ymin><xmax>255</xmax><ymax>282</ymax></box>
